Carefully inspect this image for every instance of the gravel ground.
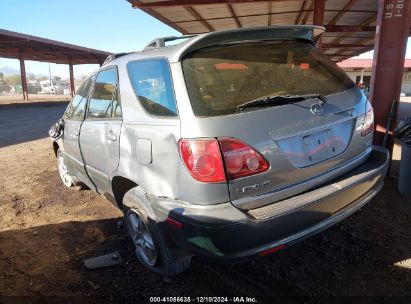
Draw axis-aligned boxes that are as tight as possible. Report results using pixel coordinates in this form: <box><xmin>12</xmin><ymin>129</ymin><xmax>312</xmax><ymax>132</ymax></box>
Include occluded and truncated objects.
<box><xmin>0</xmin><ymin>104</ymin><xmax>410</xmax><ymax>303</ymax></box>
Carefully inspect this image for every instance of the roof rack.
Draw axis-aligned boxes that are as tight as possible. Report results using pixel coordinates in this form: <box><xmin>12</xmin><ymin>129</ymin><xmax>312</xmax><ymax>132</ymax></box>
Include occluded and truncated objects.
<box><xmin>143</xmin><ymin>35</ymin><xmax>197</xmax><ymax>51</ymax></box>
<box><xmin>102</xmin><ymin>52</ymin><xmax>131</xmax><ymax>66</ymax></box>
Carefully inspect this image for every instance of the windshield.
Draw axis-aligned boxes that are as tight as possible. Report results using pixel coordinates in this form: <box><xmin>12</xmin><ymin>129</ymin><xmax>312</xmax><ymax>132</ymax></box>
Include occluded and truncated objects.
<box><xmin>182</xmin><ymin>40</ymin><xmax>355</xmax><ymax>117</ymax></box>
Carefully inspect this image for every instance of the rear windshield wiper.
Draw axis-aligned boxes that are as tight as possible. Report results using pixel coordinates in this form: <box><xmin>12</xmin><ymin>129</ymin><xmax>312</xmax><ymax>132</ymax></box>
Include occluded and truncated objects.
<box><xmin>237</xmin><ymin>94</ymin><xmax>328</xmax><ymax>112</ymax></box>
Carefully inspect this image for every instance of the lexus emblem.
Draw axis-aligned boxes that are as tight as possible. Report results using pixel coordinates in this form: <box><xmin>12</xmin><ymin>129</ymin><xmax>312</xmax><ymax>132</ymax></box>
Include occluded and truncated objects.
<box><xmin>311</xmin><ymin>103</ymin><xmax>324</xmax><ymax>115</ymax></box>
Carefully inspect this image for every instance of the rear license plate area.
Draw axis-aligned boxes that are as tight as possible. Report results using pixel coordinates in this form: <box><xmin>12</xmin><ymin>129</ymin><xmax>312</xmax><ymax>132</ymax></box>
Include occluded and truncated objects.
<box><xmin>302</xmin><ymin>128</ymin><xmax>336</xmax><ymax>163</ymax></box>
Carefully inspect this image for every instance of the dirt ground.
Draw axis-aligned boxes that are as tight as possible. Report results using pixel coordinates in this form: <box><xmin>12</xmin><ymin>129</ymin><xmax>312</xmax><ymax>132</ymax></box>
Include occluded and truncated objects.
<box><xmin>0</xmin><ymin>104</ymin><xmax>411</xmax><ymax>302</ymax></box>
<box><xmin>0</xmin><ymin>139</ymin><xmax>410</xmax><ymax>303</ymax></box>
<box><xmin>0</xmin><ymin>92</ymin><xmax>70</xmax><ymax>105</ymax></box>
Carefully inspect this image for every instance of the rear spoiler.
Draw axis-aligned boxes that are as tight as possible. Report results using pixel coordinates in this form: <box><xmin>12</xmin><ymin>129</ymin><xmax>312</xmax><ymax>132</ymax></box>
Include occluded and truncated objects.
<box><xmin>176</xmin><ymin>25</ymin><xmax>325</xmax><ymax>61</ymax></box>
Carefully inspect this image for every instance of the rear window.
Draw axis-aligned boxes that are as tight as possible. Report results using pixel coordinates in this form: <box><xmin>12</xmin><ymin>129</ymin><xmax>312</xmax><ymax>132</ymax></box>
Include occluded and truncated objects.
<box><xmin>128</xmin><ymin>59</ymin><xmax>178</xmax><ymax>117</ymax></box>
<box><xmin>182</xmin><ymin>41</ymin><xmax>354</xmax><ymax>117</ymax></box>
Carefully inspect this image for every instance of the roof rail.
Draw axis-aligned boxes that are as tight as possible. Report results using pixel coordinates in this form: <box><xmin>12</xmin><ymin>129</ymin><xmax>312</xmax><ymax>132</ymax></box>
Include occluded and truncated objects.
<box><xmin>143</xmin><ymin>35</ymin><xmax>197</xmax><ymax>51</ymax></box>
<box><xmin>102</xmin><ymin>52</ymin><xmax>130</xmax><ymax>66</ymax></box>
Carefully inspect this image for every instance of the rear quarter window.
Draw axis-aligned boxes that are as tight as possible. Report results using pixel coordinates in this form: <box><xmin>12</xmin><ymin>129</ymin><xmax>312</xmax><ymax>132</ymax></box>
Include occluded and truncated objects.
<box><xmin>127</xmin><ymin>59</ymin><xmax>178</xmax><ymax>117</ymax></box>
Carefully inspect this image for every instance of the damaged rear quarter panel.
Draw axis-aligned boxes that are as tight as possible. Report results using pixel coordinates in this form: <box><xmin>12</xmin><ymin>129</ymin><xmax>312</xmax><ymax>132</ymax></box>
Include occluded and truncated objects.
<box><xmin>114</xmin><ymin>57</ymin><xmax>230</xmax><ymax>205</ymax></box>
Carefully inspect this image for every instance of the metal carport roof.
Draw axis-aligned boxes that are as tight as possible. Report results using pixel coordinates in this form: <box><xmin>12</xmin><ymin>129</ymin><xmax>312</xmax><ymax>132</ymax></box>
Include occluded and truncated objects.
<box><xmin>0</xmin><ymin>28</ymin><xmax>111</xmax><ymax>100</ymax></box>
<box><xmin>126</xmin><ymin>0</ymin><xmax>411</xmax><ymax>156</ymax></box>
<box><xmin>127</xmin><ymin>0</ymin><xmax>381</xmax><ymax>62</ymax></box>
<box><xmin>0</xmin><ymin>28</ymin><xmax>110</xmax><ymax>65</ymax></box>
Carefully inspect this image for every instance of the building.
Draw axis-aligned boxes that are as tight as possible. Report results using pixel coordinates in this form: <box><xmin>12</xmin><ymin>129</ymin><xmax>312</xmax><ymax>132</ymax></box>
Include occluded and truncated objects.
<box><xmin>338</xmin><ymin>59</ymin><xmax>411</xmax><ymax>96</ymax></box>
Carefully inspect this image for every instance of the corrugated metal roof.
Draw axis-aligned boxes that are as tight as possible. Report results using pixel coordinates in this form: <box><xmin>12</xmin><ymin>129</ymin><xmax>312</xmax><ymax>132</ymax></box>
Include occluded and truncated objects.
<box><xmin>338</xmin><ymin>59</ymin><xmax>411</xmax><ymax>68</ymax></box>
<box><xmin>0</xmin><ymin>28</ymin><xmax>110</xmax><ymax>64</ymax></box>
<box><xmin>127</xmin><ymin>0</ymin><xmax>383</xmax><ymax>62</ymax></box>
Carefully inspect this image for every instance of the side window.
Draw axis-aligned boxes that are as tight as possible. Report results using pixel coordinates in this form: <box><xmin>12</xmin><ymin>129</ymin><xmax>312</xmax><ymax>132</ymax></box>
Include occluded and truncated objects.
<box><xmin>65</xmin><ymin>78</ymin><xmax>92</xmax><ymax>120</ymax></box>
<box><xmin>127</xmin><ymin>59</ymin><xmax>177</xmax><ymax>117</ymax></box>
<box><xmin>87</xmin><ymin>68</ymin><xmax>120</xmax><ymax>119</ymax></box>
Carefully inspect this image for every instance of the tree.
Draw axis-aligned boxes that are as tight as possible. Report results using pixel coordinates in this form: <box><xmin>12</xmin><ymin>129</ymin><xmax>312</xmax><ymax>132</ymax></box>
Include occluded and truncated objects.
<box><xmin>27</xmin><ymin>73</ymin><xmax>36</xmax><ymax>81</ymax></box>
<box><xmin>37</xmin><ymin>76</ymin><xmax>48</xmax><ymax>81</ymax></box>
<box><xmin>5</xmin><ymin>75</ymin><xmax>21</xmax><ymax>85</ymax></box>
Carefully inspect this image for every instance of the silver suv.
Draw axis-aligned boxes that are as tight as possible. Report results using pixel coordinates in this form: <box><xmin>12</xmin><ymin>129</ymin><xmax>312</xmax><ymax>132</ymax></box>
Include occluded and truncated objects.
<box><xmin>52</xmin><ymin>26</ymin><xmax>389</xmax><ymax>276</ymax></box>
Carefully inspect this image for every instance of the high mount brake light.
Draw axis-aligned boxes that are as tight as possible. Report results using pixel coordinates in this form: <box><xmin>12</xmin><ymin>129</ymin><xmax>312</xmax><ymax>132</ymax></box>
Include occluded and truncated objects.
<box><xmin>361</xmin><ymin>101</ymin><xmax>374</xmax><ymax>137</ymax></box>
<box><xmin>178</xmin><ymin>138</ymin><xmax>269</xmax><ymax>183</ymax></box>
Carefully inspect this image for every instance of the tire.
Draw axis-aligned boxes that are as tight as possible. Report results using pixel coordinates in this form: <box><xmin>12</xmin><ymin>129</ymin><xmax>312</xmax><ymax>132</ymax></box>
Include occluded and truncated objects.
<box><xmin>122</xmin><ymin>187</ymin><xmax>192</xmax><ymax>277</ymax></box>
<box><xmin>56</xmin><ymin>149</ymin><xmax>74</xmax><ymax>188</ymax></box>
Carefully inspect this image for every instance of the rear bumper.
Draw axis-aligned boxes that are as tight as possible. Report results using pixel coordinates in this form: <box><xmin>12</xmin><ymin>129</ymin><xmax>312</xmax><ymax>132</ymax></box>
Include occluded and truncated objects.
<box><xmin>152</xmin><ymin>146</ymin><xmax>389</xmax><ymax>261</ymax></box>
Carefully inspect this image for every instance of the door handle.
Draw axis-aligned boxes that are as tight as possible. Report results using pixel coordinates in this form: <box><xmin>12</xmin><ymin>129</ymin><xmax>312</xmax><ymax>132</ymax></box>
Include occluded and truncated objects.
<box><xmin>106</xmin><ymin>130</ymin><xmax>117</xmax><ymax>141</ymax></box>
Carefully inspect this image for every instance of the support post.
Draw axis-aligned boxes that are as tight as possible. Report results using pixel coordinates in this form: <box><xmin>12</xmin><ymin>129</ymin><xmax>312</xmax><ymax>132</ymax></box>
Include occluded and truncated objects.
<box><xmin>18</xmin><ymin>50</ymin><xmax>28</xmax><ymax>101</ymax></box>
<box><xmin>69</xmin><ymin>60</ymin><xmax>75</xmax><ymax>97</ymax></box>
<box><xmin>369</xmin><ymin>0</ymin><xmax>411</xmax><ymax>154</ymax></box>
<box><xmin>313</xmin><ymin>0</ymin><xmax>325</xmax><ymax>48</ymax></box>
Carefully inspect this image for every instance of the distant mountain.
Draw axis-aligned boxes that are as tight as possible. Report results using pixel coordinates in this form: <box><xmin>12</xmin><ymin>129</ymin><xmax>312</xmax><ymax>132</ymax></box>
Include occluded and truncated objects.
<box><xmin>0</xmin><ymin>66</ymin><xmax>86</xmax><ymax>81</ymax></box>
<box><xmin>0</xmin><ymin>66</ymin><xmax>49</xmax><ymax>79</ymax></box>
<box><xmin>0</xmin><ymin>66</ymin><xmax>20</xmax><ymax>76</ymax></box>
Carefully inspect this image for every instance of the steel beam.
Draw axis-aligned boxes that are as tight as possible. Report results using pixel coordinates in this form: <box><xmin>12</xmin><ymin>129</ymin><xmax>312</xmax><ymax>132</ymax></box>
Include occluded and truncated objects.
<box><xmin>267</xmin><ymin>1</ymin><xmax>271</xmax><ymax>26</ymax></box>
<box><xmin>174</xmin><ymin>15</ymin><xmax>377</xmax><ymax>32</ymax></box>
<box><xmin>326</xmin><ymin>53</ymin><xmax>357</xmax><ymax>57</ymax></box>
<box><xmin>328</xmin><ymin>0</ymin><xmax>358</xmax><ymax>25</ymax></box>
<box><xmin>129</xmin><ymin>0</ymin><xmax>302</xmax><ymax>7</ymax></box>
<box><xmin>18</xmin><ymin>50</ymin><xmax>28</xmax><ymax>101</ymax></box>
<box><xmin>295</xmin><ymin>1</ymin><xmax>307</xmax><ymax>24</ymax></box>
<box><xmin>184</xmin><ymin>6</ymin><xmax>214</xmax><ymax>31</ymax></box>
<box><xmin>226</xmin><ymin>4</ymin><xmax>241</xmax><ymax>28</ymax></box>
<box><xmin>138</xmin><ymin>7</ymin><xmax>188</xmax><ymax>34</ymax></box>
<box><xmin>313</xmin><ymin>0</ymin><xmax>325</xmax><ymax>48</ymax></box>
<box><xmin>301</xmin><ymin>0</ymin><xmax>314</xmax><ymax>25</ymax></box>
<box><xmin>69</xmin><ymin>59</ymin><xmax>75</xmax><ymax>97</ymax></box>
<box><xmin>324</xmin><ymin>25</ymin><xmax>375</xmax><ymax>32</ymax></box>
<box><xmin>332</xmin><ymin>13</ymin><xmax>377</xmax><ymax>44</ymax></box>
<box><xmin>322</xmin><ymin>43</ymin><xmax>374</xmax><ymax>48</ymax></box>
<box><xmin>370</xmin><ymin>0</ymin><xmax>411</xmax><ymax>153</ymax></box>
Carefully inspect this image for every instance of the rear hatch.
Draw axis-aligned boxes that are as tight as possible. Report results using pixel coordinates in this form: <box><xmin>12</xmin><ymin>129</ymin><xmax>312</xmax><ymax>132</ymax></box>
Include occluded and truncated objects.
<box><xmin>181</xmin><ymin>39</ymin><xmax>368</xmax><ymax>210</ymax></box>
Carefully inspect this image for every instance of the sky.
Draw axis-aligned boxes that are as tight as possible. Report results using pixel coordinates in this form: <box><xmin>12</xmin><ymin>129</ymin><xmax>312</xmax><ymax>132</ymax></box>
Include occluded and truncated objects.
<box><xmin>1</xmin><ymin>0</ymin><xmax>411</xmax><ymax>79</ymax></box>
<box><xmin>0</xmin><ymin>0</ymin><xmax>178</xmax><ymax>79</ymax></box>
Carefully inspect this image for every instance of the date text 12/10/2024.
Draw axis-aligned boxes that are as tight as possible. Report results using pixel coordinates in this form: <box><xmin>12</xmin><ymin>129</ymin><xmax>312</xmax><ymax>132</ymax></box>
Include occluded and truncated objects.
<box><xmin>149</xmin><ymin>297</ymin><xmax>258</xmax><ymax>303</ymax></box>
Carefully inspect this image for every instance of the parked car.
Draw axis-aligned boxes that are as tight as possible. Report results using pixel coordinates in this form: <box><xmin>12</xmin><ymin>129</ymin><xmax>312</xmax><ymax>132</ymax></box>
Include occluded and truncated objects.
<box><xmin>28</xmin><ymin>82</ymin><xmax>42</xmax><ymax>94</ymax></box>
<box><xmin>0</xmin><ymin>79</ymin><xmax>11</xmax><ymax>93</ymax></box>
<box><xmin>40</xmin><ymin>79</ymin><xmax>65</xmax><ymax>95</ymax></box>
<box><xmin>51</xmin><ymin>25</ymin><xmax>389</xmax><ymax>276</ymax></box>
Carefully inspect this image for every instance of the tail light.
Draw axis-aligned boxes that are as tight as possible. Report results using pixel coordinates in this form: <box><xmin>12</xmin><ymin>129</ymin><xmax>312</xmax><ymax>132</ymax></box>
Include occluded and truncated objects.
<box><xmin>179</xmin><ymin>138</ymin><xmax>269</xmax><ymax>183</ymax></box>
<box><xmin>219</xmin><ymin>138</ymin><xmax>269</xmax><ymax>180</ymax></box>
<box><xmin>258</xmin><ymin>244</ymin><xmax>287</xmax><ymax>257</ymax></box>
<box><xmin>361</xmin><ymin>100</ymin><xmax>374</xmax><ymax>136</ymax></box>
<box><xmin>179</xmin><ymin>139</ymin><xmax>226</xmax><ymax>183</ymax></box>
<box><xmin>166</xmin><ymin>216</ymin><xmax>183</xmax><ymax>229</ymax></box>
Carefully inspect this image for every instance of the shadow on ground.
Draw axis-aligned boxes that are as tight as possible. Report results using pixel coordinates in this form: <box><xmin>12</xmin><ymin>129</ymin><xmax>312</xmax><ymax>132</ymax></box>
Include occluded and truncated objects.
<box><xmin>399</xmin><ymin>100</ymin><xmax>411</xmax><ymax>119</ymax></box>
<box><xmin>0</xmin><ymin>176</ymin><xmax>410</xmax><ymax>302</ymax></box>
<box><xmin>0</xmin><ymin>102</ymin><xmax>67</xmax><ymax>148</ymax></box>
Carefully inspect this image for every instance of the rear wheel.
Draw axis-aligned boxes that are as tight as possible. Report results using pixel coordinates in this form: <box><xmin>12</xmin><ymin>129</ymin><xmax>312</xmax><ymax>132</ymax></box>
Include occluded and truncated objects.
<box><xmin>123</xmin><ymin>188</ymin><xmax>192</xmax><ymax>276</ymax></box>
<box><xmin>57</xmin><ymin>150</ymin><xmax>73</xmax><ymax>187</ymax></box>
<box><xmin>127</xmin><ymin>208</ymin><xmax>158</xmax><ymax>267</ymax></box>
